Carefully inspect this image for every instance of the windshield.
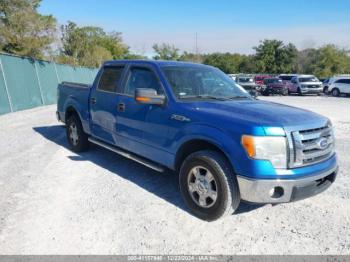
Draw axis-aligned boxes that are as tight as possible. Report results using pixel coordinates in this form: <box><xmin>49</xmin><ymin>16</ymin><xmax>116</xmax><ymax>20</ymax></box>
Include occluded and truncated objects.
<box><xmin>299</xmin><ymin>77</ymin><xmax>319</xmax><ymax>82</ymax></box>
<box><xmin>279</xmin><ymin>75</ymin><xmax>294</xmax><ymax>81</ymax></box>
<box><xmin>161</xmin><ymin>65</ymin><xmax>251</xmax><ymax>100</ymax></box>
<box><xmin>238</xmin><ymin>77</ymin><xmax>253</xmax><ymax>83</ymax></box>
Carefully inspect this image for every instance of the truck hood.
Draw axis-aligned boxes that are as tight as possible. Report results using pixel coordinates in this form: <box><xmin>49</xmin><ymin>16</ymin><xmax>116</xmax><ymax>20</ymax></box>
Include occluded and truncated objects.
<box><xmin>183</xmin><ymin>99</ymin><xmax>328</xmax><ymax>131</ymax></box>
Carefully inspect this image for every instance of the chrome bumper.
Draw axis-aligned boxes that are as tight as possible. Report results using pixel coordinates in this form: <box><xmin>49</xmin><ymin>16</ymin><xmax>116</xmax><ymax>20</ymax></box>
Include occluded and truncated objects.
<box><xmin>237</xmin><ymin>165</ymin><xmax>338</xmax><ymax>203</ymax></box>
<box><xmin>301</xmin><ymin>88</ymin><xmax>323</xmax><ymax>94</ymax></box>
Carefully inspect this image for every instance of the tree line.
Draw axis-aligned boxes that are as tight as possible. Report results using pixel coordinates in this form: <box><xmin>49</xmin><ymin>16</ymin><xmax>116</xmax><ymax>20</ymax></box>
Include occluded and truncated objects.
<box><xmin>1</xmin><ymin>0</ymin><xmax>349</xmax><ymax>77</ymax></box>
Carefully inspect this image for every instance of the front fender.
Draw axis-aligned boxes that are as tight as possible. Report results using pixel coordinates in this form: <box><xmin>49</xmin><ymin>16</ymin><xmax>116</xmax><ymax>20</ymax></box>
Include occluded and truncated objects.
<box><xmin>172</xmin><ymin>123</ymin><xmax>244</xmax><ymax>174</ymax></box>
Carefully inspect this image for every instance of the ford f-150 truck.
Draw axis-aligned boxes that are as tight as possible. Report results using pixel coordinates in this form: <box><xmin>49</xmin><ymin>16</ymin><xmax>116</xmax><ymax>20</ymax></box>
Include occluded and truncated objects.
<box><xmin>57</xmin><ymin>60</ymin><xmax>338</xmax><ymax>221</ymax></box>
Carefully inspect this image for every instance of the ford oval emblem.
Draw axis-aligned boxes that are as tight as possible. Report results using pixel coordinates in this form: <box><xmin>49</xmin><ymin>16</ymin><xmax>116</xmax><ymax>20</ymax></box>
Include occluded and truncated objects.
<box><xmin>318</xmin><ymin>138</ymin><xmax>328</xmax><ymax>150</ymax></box>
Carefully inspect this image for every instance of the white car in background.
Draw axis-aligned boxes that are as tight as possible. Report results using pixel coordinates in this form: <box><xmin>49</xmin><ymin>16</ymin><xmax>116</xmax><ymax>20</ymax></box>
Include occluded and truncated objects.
<box><xmin>328</xmin><ymin>76</ymin><xmax>350</xmax><ymax>96</ymax></box>
<box><xmin>287</xmin><ymin>75</ymin><xmax>323</xmax><ymax>95</ymax></box>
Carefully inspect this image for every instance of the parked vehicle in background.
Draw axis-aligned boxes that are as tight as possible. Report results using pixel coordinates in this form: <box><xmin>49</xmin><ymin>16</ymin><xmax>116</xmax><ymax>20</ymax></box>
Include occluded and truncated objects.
<box><xmin>57</xmin><ymin>60</ymin><xmax>338</xmax><ymax>221</ymax></box>
<box><xmin>227</xmin><ymin>74</ymin><xmax>238</xmax><ymax>81</ymax></box>
<box><xmin>254</xmin><ymin>75</ymin><xmax>270</xmax><ymax>86</ymax></box>
<box><xmin>328</xmin><ymin>77</ymin><xmax>350</xmax><ymax>96</ymax></box>
<box><xmin>322</xmin><ymin>78</ymin><xmax>330</xmax><ymax>94</ymax></box>
<box><xmin>278</xmin><ymin>74</ymin><xmax>298</xmax><ymax>85</ymax></box>
<box><xmin>261</xmin><ymin>78</ymin><xmax>288</xmax><ymax>96</ymax></box>
<box><xmin>236</xmin><ymin>76</ymin><xmax>259</xmax><ymax>96</ymax></box>
<box><xmin>287</xmin><ymin>75</ymin><xmax>323</xmax><ymax>96</ymax></box>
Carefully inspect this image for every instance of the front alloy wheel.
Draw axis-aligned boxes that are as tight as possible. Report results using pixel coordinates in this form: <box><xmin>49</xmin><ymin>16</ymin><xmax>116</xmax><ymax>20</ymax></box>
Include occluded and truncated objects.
<box><xmin>187</xmin><ymin>166</ymin><xmax>218</xmax><ymax>208</ymax></box>
<box><xmin>179</xmin><ymin>150</ymin><xmax>240</xmax><ymax>221</ymax></box>
<box><xmin>69</xmin><ymin>122</ymin><xmax>79</xmax><ymax>146</ymax></box>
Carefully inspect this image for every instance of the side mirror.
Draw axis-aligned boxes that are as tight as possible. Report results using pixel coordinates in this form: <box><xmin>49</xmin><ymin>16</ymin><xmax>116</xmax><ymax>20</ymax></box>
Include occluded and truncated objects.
<box><xmin>135</xmin><ymin>88</ymin><xmax>166</xmax><ymax>105</ymax></box>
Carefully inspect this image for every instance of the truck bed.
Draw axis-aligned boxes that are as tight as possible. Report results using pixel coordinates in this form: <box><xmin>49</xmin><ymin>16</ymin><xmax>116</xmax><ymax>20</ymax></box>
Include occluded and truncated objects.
<box><xmin>57</xmin><ymin>81</ymin><xmax>92</xmax><ymax>126</ymax></box>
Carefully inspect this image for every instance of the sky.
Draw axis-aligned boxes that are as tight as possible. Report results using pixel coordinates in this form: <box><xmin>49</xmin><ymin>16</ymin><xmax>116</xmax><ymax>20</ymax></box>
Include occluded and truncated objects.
<box><xmin>39</xmin><ymin>0</ymin><xmax>350</xmax><ymax>56</ymax></box>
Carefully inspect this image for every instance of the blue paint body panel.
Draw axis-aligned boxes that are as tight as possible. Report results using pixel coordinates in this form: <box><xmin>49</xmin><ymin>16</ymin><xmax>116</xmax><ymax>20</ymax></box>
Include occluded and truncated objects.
<box><xmin>57</xmin><ymin>60</ymin><xmax>337</xmax><ymax>181</ymax></box>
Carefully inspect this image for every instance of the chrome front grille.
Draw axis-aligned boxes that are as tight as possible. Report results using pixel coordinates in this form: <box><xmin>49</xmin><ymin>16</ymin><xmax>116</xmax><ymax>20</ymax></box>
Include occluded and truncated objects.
<box><xmin>289</xmin><ymin>124</ymin><xmax>334</xmax><ymax>168</ymax></box>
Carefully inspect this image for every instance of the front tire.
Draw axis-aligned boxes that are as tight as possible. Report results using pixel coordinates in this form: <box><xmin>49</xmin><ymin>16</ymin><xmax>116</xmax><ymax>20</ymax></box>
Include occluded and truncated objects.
<box><xmin>179</xmin><ymin>150</ymin><xmax>240</xmax><ymax>221</ymax></box>
<box><xmin>66</xmin><ymin>114</ymin><xmax>89</xmax><ymax>152</ymax></box>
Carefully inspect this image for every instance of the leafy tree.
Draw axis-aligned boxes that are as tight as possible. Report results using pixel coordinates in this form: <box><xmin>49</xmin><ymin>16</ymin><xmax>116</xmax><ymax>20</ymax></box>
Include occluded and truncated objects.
<box><xmin>0</xmin><ymin>0</ymin><xmax>56</xmax><ymax>59</ymax></box>
<box><xmin>312</xmin><ymin>45</ymin><xmax>350</xmax><ymax>77</ymax></box>
<box><xmin>238</xmin><ymin>55</ymin><xmax>257</xmax><ymax>73</ymax></box>
<box><xmin>59</xmin><ymin>21</ymin><xmax>129</xmax><ymax>67</ymax></box>
<box><xmin>254</xmin><ymin>39</ymin><xmax>298</xmax><ymax>74</ymax></box>
<box><xmin>179</xmin><ymin>51</ymin><xmax>203</xmax><ymax>63</ymax></box>
<box><xmin>152</xmin><ymin>43</ymin><xmax>180</xmax><ymax>60</ymax></box>
<box><xmin>203</xmin><ymin>53</ymin><xmax>244</xmax><ymax>74</ymax></box>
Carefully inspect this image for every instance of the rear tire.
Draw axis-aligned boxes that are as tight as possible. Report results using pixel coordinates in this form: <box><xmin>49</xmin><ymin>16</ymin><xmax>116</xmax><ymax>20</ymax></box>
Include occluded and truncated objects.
<box><xmin>179</xmin><ymin>150</ymin><xmax>240</xmax><ymax>221</ymax></box>
<box><xmin>66</xmin><ymin>114</ymin><xmax>89</xmax><ymax>152</ymax></box>
<box><xmin>331</xmin><ymin>88</ymin><xmax>340</xmax><ymax>97</ymax></box>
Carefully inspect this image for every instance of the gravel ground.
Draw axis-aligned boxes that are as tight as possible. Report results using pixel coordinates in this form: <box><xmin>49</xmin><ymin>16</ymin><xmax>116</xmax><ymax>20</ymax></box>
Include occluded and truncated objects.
<box><xmin>0</xmin><ymin>96</ymin><xmax>349</xmax><ymax>255</ymax></box>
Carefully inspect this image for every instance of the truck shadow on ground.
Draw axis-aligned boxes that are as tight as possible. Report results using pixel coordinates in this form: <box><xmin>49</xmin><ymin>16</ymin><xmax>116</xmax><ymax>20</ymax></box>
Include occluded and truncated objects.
<box><xmin>33</xmin><ymin>125</ymin><xmax>265</xmax><ymax>218</ymax></box>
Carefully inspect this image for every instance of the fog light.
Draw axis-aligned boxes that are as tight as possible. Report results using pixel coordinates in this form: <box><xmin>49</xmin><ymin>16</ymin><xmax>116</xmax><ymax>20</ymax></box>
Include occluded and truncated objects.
<box><xmin>269</xmin><ymin>186</ymin><xmax>284</xmax><ymax>199</ymax></box>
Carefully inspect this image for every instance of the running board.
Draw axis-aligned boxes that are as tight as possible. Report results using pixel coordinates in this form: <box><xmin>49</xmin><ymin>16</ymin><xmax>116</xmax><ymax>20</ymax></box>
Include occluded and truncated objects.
<box><xmin>88</xmin><ymin>137</ymin><xmax>165</xmax><ymax>172</ymax></box>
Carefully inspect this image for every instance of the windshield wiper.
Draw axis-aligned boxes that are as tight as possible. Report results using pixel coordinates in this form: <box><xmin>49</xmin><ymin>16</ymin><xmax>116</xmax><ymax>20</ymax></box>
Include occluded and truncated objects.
<box><xmin>179</xmin><ymin>95</ymin><xmax>228</xmax><ymax>101</ymax></box>
<box><xmin>226</xmin><ymin>96</ymin><xmax>250</xmax><ymax>100</ymax></box>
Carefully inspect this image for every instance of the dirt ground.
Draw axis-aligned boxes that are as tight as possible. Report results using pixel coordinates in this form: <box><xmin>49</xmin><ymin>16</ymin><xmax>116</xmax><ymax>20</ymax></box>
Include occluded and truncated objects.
<box><xmin>0</xmin><ymin>96</ymin><xmax>349</xmax><ymax>254</ymax></box>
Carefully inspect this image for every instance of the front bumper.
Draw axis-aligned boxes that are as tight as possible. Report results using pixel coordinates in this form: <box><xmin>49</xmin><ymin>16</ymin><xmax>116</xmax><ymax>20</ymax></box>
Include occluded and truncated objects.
<box><xmin>237</xmin><ymin>165</ymin><xmax>338</xmax><ymax>203</ymax></box>
<box><xmin>300</xmin><ymin>87</ymin><xmax>323</xmax><ymax>94</ymax></box>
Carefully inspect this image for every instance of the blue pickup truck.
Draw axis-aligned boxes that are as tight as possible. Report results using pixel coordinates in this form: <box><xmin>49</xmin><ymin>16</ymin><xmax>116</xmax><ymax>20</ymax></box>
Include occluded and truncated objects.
<box><xmin>57</xmin><ymin>60</ymin><xmax>338</xmax><ymax>221</ymax></box>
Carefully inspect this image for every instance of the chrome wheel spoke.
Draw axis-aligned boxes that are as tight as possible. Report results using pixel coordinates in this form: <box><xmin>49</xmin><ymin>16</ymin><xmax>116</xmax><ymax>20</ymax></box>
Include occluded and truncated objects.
<box><xmin>204</xmin><ymin>171</ymin><xmax>214</xmax><ymax>183</ymax></box>
<box><xmin>193</xmin><ymin>167</ymin><xmax>201</xmax><ymax>179</ymax></box>
<box><xmin>188</xmin><ymin>182</ymin><xmax>196</xmax><ymax>193</ymax></box>
<box><xmin>198</xmin><ymin>194</ymin><xmax>207</xmax><ymax>207</ymax></box>
<box><xmin>207</xmin><ymin>189</ymin><xmax>217</xmax><ymax>202</ymax></box>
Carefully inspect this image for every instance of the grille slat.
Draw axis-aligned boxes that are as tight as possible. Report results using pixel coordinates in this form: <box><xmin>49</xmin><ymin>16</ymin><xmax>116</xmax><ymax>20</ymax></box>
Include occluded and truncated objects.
<box><xmin>289</xmin><ymin>124</ymin><xmax>334</xmax><ymax>168</ymax></box>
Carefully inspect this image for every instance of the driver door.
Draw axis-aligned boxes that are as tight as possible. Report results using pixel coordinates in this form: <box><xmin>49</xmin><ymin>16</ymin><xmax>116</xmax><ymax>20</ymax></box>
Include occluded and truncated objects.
<box><xmin>116</xmin><ymin>64</ymin><xmax>171</xmax><ymax>160</ymax></box>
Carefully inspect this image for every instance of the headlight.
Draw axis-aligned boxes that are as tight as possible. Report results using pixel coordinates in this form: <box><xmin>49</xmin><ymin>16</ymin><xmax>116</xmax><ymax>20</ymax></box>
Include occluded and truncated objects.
<box><xmin>241</xmin><ymin>135</ymin><xmax>287</xmax><ymax>169</ymax></box>
<box><xmin>301</xmin><ymin>85</ymin><xmax>308</xmax><ymax>89</ymax></box>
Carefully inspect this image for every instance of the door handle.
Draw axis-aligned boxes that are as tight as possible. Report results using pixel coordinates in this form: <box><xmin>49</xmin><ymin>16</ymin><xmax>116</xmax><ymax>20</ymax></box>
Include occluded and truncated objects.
<box><xmin>91</xmin><ymin>97</ymin><xmax>97</xmax><ymax>104</ymax></box>
<box><xmin>118</xmin><ymin>103</ymin><xmax>125</xmax><ymax>112</ymax></box>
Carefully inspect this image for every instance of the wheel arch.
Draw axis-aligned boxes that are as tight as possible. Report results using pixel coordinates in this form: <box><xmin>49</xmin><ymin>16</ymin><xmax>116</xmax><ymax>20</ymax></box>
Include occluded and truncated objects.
<box><xmin>174</xmin><ymin>138</ymin><xmax>236</xmax><ymax>174</ymax></box>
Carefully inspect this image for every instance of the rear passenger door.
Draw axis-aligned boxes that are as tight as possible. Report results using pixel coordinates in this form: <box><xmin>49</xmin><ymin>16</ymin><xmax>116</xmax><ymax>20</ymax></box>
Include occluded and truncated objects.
<box><xmin>90</xmin><ymin>65</ymin><xmax>126</xmax><ymax>144</ymax></box>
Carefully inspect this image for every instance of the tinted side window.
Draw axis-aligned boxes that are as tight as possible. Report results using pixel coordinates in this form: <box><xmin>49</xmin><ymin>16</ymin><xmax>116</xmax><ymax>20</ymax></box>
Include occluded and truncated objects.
<box><xmin>124</xmin><ymin>67</ymin><xmax>163</xmax><ymax>95</ymax></box>
<box><xmin>98</xmin><ymin>67</ymin><xmax>124</xmax><ymax>92</ymax></box>
<box><xmin>336</xmin><ymin>79</ymin><xmax>350</xmax><ymax>84</ymax></box>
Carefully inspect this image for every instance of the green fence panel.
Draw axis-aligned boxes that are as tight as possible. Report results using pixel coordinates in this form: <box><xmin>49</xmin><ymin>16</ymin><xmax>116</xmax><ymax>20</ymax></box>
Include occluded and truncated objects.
<box><xmin>0</xmin><ymin>60</ymin><xmax>11</xmax><ymax>114</ymax></box>
<box><xmin>0</xmin><ymin>53</ymin><xmax>99</xmax><ymax>115</ymax></box>
<box><xmin>56</xmin><ymin>64</ymin><xmax>74</xmax><ymax>83</ymax></box>
<box><xmin>1</xmin><ymin>55</ymin><xmax>42</xmax><ymax>111</ymax></box>
<box><xmin>35</xmin><ymin>60</ymin><xmax>59</xmax><ymax>105</ymax></box>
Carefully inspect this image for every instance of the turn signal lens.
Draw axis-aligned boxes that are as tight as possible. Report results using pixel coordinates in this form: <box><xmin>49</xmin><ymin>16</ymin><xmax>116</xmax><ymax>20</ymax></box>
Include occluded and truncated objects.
<box><xmin>241</xmin><ymin>135</ymin><xmax>255</xmax><ymax>157</ymax></box>
<box><xmin>136</xmin><ymin>96</ymin><xmax>151</xmax><ymax>102</ymax></box>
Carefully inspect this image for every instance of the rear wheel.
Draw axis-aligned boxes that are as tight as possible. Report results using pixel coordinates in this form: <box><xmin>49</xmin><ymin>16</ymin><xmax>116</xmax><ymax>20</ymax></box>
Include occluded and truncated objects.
<box><xmin>179</xmin><ymin>150</ymin><xmax>240</xmax><ymax>221</ymax></box>
<box><xmin>331</xmin><ymin>88</ymin><xmax>340</xmax><ymax>97</ymax></box>
<box><xmin>66</xmin><ymin>114</ymin><xmax>89</xmax><ymax>152</ymax></box>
